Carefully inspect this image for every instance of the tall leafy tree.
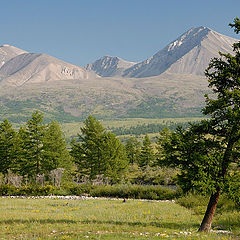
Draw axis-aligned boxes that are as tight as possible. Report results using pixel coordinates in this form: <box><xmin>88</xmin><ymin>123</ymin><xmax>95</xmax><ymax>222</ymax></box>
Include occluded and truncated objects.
<box><xmin>0</xmin><ymin>119</ymin><xmax>19</xmax><ymax>174</ymax></box>
<box><xmin>164</xmin><ymin>18</ymin><xmax>240</xmax><ymax>232</ymax></box>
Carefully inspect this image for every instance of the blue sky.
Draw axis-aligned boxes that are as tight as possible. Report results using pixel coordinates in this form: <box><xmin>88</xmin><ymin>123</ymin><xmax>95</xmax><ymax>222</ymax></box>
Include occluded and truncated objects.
<box><xmin>0</xmin><ymin>0</ymin><xmax>239</xmax><ymax>66</ymax></box>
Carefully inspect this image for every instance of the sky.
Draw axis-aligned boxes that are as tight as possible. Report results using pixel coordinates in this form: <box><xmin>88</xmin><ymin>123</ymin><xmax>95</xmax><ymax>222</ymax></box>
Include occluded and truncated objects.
<box><xmin>0</xmin><ymin>0</ymin><xmax>240</xmax><ymax>66</ymax></box>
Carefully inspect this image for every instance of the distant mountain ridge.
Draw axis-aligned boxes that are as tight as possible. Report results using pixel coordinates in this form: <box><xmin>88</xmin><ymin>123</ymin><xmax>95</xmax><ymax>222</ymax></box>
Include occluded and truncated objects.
<box><xmin>84</xmin><ymin>56</ymin><xmax>136</xmax><ymax>77</ymax></box>
<box><xmin>0</xmin><ymin>50</ymin><xmax>95</xmax><ymax>86</ymax></box>
<box><xmin>86</xmin><ymin>27</ymin><xmax>238</xmax><ymax>78</ymax></box>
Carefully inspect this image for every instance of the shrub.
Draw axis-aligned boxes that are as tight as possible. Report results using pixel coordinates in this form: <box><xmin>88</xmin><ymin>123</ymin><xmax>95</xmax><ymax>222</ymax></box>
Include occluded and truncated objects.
<box><xmin>176</xmin><ymin>193</ymin><xmax>238</xmax><ymax>215</ymax></box>
<box><xmin>0</xmin><ymin>184</ymin><xmax>56</xmax><ymax>196</ymax></box>
<box><xmin>89</xmin><ymin>184</ymin><xmax>178</xmax><ymax>200</ymax></box>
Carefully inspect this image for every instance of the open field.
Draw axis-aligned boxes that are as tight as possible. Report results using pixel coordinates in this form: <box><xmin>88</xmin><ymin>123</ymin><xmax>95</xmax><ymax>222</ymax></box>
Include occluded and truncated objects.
<box><xmin>61</xmin><ymin>117</ymin><xmax>205</xmax><ymax>141</ymax></box>
<box><xmin>0</xmin><ymin>197</ymin><xmax>238</xmax><ymax>240</ymax></box>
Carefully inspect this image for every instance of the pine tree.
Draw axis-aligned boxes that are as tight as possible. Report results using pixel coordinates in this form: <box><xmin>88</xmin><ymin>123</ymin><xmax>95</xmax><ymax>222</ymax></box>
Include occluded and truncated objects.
<box><xmin>125</xmin><ymin>136</ymin><xmax>141</xmax><ymax>164</ymax></box>
<box><xmin>102</xmin><ymin>131</ymin><xmax>128</xmax><ymax>183</ymax></box>
<box><xmin>138</xmin><ymin>135</ymin><xmax>155</xmax><ymax>168</ymax></box>
<box><xmin>71</xmin><ymin>115</ymin><xmax>128</xmax><ymax>182</ymax></box>
<box><xmin>0</xmin><ymin>119</ymin><xmax>19</xmax><ymax>174</ymax></box>
<box><xmin>155</xmin><ymin>127</ymin><xmax>171</xmax><ymax>166</ymax></box>
<box><xmin>42</xmin><ymin>121</ymin><xmax>72</xmax><ymax>172</ymax></box>
<box><xmin>18</xmin><ymin>111</ymin><xmax>46</xmax><ymax>177</ymax></box>
<box><xmin>71</xmin><ymin>115</ymin><xmax>106</xmax><ymax>178</ymax></box>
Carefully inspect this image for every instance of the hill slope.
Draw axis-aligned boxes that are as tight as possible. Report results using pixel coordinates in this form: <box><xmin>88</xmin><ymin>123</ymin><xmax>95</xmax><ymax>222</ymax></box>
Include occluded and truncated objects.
<box><xmin>0</xmin><ymin>53</ymin><xmax>94</xmax><ymax>86</ymax></box>
<box><xmin>123</xmin><ymin>27</ymin><xmax>237</xmax><ymax>77</ymax></box>
<box><xmin>0</xmin><ymin>44</ymin><xmax>27</xmax><ymax>68</ymax></box>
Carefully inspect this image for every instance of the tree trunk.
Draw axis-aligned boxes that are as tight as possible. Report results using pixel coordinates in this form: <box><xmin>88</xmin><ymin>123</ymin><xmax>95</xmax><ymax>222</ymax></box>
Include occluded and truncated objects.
<box><xmin>198</xmin><ymin>188</ymin><xmax>221</xmax><ymax>232</ymax></box>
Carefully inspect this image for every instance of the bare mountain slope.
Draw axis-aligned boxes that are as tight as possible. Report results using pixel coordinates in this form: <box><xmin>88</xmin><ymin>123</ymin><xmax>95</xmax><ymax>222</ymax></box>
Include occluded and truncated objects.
<box><xmin>85</xmin><ymin>55</ymin><xmax>136</xmax><ymax>77</ymax></box>
<box><xmin>123</xmin><ymin>27</ymin><xmax>238</xmax><ymax>77</ymax></box>
<box><xmin>0</xmin><ymin>44</ymin><xmax>27</xmax><ymax>68</ymax></box>
<box><xmin>0</xmin><ymin>26</ymin><xmax>238</xmax><ymax>122</ymax></box>
<box><xmin>0</xmin><ymin>53</ymin><xmax>94</xmax><ymax>86</ymax></box>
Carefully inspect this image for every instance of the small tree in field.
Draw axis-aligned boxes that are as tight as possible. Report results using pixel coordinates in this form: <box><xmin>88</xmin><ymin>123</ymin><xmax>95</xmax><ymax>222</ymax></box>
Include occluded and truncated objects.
<box><xmin>164</xmin><ymin>18</ymin><xmax>240</xmax><ymax>232</ymax></box>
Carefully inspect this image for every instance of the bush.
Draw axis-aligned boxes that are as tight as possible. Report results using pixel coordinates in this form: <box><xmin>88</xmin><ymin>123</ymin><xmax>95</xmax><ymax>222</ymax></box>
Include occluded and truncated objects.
<box><xmin>0</xmin><ymin>183</ymin><xmax>179</xmax><ymax>200</ymax></box>
<box><xmin>0</xmin><ymin>184</ymin><xmax>56</xmax><ymax>196</ymax></box>
<box><xmin>176</xmin><ymin>193</ymin><xmax>238</xmax><ymax>215</ymax></box>
<box><xmin>88</xmin><ymin>184</ymin><xmax>178</xmax><ymax>200</ymax></box>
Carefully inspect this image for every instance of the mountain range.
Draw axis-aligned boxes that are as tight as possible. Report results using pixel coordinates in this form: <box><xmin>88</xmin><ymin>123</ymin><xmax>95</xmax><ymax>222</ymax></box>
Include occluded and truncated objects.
<box><xmin>0</xmin><ymin>27</ymin><xmax>238</xmax><ymax>122</ymax></box>
<box><xmin>85</xmin><ymin>27</ymin><xmax>237</xmax><ymax>78</ymax></box>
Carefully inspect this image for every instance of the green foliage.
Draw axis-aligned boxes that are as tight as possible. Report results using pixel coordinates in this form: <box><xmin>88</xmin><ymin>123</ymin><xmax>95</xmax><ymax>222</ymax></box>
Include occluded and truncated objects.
<box><xmin>138</xmin><ymin>135</ymin><xmax>155</xmax><ymax>168</ymax></box>
<box><xmin>125</xmin><ymin>137</ymin><xmax>141</xmax><ymax>164</ymax></box>
<box><xmin>163</xmin><ymin>18</ymin><xmax>240</xmax><ymax>231</ymax></box>
<box><xmin>71</xmin><ymin>115</ymin><xmax>106</xmax><ymax>178</ymax></box>
<box><xmin>224</xmin><ymin>171</ymin><xmax>240</xmax><ymax>207</ymax></box>
<box><xmin>125</xmin><ymin>164</ymin><xmax>178</xmax><ymax>185</ymax></box>
<box><xmin>110</xmin><ymin>122</ymin><xmax>190</xmax><ymax>136</ymax></box>
<box><xmin>101</xmin><ymin>131</ymin><xmax>128</xmax><ymax>182</ymax></box>
<box><xmin>229</xmin><ymin>17</ymin><xmax>240</xmax><ymax>34</ymax></box>
<box><xmin>0</xmin><ymin>119</ymin><xmax>19</xmax><ymax>174</ymax></box>
<box><xmin>0</xmin><ymin>111</ymin><xmax>73</xmax><ymax>188</ymax></box>
<box><xmin>0</xmin><ymin>184</ymin><xmax>56</xmax><ymax>196</ymax></box>
<box><xmin>71</xmin><ymin>115</ymin><xmax>128</xmax><ymax>183</ymax></box>
<box><xmin>176</xmin><ymin>194</ymin><xmax>238</xmax><ymax>215</ymax></box>
<box><xmin>155</xmin><ymin>127</ymin><xmax>171</xmax><ymax>166</ymax></box>
<box><xmin>68</xmin><ymin>184</ymin><xmax>178</xmax><ymax>200</ymax></box>
<box><xmin>42</xmin><ymin>121</ymin><xmax>73</xmax><ymax>173</ymax></box>
<box><xmin>17</xmin><ymin>111</ymin><xmax>46</xmax><ymax>176</ymax></box>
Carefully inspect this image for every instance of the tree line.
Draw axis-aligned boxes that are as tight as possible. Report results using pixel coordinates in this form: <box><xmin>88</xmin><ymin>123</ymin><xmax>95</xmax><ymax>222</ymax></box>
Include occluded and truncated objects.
<box><xmin>0</xmin><ymin>112</ymin><xmax>172</xmax><ymax>185</ymax></box>
<box><xmin>109</xmin><ymin>122</ymin><xmax>190</xmax><ymax>136</ymax></box>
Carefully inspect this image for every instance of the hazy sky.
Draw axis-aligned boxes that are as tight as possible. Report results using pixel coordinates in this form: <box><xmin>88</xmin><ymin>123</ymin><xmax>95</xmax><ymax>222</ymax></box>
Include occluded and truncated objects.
<box><xmin>1</xmin><ymin>0</ymin><xmax>239</xmax><ymax>66</ymax></box>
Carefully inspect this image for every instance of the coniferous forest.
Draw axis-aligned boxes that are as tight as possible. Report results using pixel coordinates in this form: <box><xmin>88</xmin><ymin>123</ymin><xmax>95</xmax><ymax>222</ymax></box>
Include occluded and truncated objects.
<box><xmin>0</xmin><ymin>111</ymin><xmax>177</xmax><ymax>188</ymax></box>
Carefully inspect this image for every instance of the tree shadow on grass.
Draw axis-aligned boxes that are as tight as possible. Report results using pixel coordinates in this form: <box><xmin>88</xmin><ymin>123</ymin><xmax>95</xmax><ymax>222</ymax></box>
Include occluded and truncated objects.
<box><xmin>0</xmin><ymin>218</ymin><xmax>199</xmax><ymax>230</ymax></box>
<box><xmin>81</xmin><ymin>219</ymin><xmax>200</xmax><ymax>229</ymax></box>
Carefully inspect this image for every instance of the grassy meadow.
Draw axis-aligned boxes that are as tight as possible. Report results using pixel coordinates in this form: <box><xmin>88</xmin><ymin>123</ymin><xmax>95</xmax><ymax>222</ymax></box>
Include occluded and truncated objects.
<box><xmin>61</xmin><ymin>117</ymin><xmax>205</xmax><ymax>142</ymax></box>
<box><xmin>0</xmin><ymin>197</ymin><xmax>238</xmax><ymax>240</ymax></box>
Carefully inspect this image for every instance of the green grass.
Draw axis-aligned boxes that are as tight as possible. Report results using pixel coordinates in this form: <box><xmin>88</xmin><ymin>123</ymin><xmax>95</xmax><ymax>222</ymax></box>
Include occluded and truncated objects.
<box><xmin>61</xmin><ymin>117</ymin><xmax>205</xmax><ymax>142</ymax></box>
<box><xmin>0</xmin><ymin>197</ymin><xmax>238</xmax><ymax>239</ymax></box>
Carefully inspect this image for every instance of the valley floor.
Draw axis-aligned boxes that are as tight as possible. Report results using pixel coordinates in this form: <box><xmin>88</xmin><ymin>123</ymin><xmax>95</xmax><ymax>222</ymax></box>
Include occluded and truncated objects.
<box><xmin>0</xmin><ymin>197</ymin><xmax>238</xmax><ymax>240</ymax></box>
